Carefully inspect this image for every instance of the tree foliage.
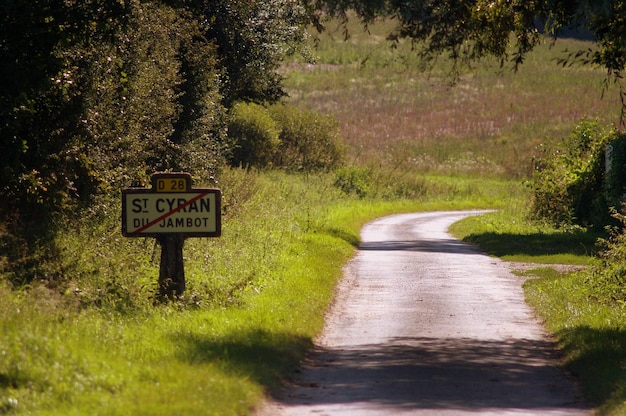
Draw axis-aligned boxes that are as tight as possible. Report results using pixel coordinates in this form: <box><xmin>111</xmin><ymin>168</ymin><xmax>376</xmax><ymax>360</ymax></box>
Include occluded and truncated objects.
<box><xmin>181</xmin><ymin>0</ymin><xmax>312</xmax><ymax>105</ymax></box>
<box><xmin>0</xmin><ymin>0</ymin><xmax>310</xmax><ymax>283</ymax></box>
<box><xmin>529</xmin><ymin>119</ymin><xmax>623</xmax><ymax>228</ymax></box>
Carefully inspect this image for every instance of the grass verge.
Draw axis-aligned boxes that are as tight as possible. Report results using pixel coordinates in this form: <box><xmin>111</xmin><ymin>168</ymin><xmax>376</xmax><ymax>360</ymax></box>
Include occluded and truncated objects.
<box><xmin>449</xmin><ymin>210</ymin><xmax>604</xmax><ymax>265</ymax></box>
<box><xmin>523</xmin><ymin>268</ymin><xmax>626</xmax><ymax>416</ymax></box>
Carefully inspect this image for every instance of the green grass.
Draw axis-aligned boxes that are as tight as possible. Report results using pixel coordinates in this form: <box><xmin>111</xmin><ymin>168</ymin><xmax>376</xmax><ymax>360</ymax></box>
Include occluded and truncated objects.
<box><xmin>523</xmin><ymin>269</ymin><xmax>626</xmax><ymax>416</ymax></box>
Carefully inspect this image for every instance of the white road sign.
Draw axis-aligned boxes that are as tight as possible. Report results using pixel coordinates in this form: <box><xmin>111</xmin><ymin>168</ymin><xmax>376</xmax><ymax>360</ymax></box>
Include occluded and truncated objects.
<box><xmin>122</xmin><ymin>189</ymin><xmax>221</xmax><ymax>237</ymax></box>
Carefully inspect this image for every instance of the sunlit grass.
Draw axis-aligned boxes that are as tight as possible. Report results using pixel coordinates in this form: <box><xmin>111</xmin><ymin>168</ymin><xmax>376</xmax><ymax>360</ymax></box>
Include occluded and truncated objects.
<box><xmin>449</xmin><ymin>210</ymin><xmax>603</xmax><ymax>265</ymax></box>
<box><xmin>1</xmin><ymin>168</ymin><xmax>525</xmax><ymax>415</ymax></box>
<box><xmin>524</xmin><ymin>270</ymin><xmax>626</xmax><ymax>416</ymax></box>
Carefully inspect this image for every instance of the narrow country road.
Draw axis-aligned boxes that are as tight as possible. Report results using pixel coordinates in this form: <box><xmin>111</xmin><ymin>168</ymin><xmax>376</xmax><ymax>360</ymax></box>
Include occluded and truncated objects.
<box><xmin>257</xmin><ymin>211</ymin><xmax>591</xmax><ymax>416</ymax></box>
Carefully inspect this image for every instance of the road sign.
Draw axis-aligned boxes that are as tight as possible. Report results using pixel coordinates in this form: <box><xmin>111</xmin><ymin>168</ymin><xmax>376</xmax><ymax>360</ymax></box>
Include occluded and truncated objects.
<box><xmin>122</xmin><ymin>172</ymin><xmax>222</xmax><ymax>298</ymax></box>
<box><xmin>122</xmin><ymin>173</ymin><xmax>221</xmax><ymax>237</ymax></box>
<box><xmin>122</xmin><ymin>190</ymin><xmax>221</xmax><ymax>237</ymax></box>
<box><xmin>153</xmin><ymin>173</ymin><xmax>192</xmax><ymax>193</ymax></box>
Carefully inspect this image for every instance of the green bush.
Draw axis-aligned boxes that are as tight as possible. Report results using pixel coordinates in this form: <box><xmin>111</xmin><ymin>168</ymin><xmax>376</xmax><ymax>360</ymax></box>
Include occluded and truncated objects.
<box><xmin>269</xmin><ymin>104</ymin><xmax>345</xmax><ymax>171</ymax></box>
<box><xmin>228</xmin><ymin>102</ymin><xmax>281</xmax><ymax>168</ymax></box>
<box><xmin>604</xmin><ymin>134</ymin><xmax>626</xmax><ymax>210</ymax></box>
<box><xmin>584</xmin><ymin>208</ymin><xmax>626</xmax><ymax>306</ymax></box>
<box><xmin>529</xmin><ymin>119</ymin><xmax>620</xmax><ymax>228</ymax></box>
<box><xmin>333</xmin><ymin>166</ymin><xmax>429</xmax><ymax>200</ymax></box>
<box><xmin>227</xmin><ymin>102</ymin><xmax>345</xmax><ymax>172</ymax></box>
<box><xmin>334</xmin><ymin>167</ymin><xmax>371</xmax><ymax>198</ymax></box>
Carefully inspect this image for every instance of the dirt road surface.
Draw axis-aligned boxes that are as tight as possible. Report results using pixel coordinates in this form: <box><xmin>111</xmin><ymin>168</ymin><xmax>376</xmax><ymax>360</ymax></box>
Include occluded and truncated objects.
<box><xmin>257</xmin><ymin>211</ymin><xmax>591</xmax><ymax>416</ymax></box>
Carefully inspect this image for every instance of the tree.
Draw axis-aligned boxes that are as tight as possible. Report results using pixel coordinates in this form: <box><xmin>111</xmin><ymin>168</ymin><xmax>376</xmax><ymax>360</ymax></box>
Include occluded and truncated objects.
<box><xmin>177</xmin><ymin>0</ymin><xmax>311</xmax><ymax>105</ymax></box>
<box><xmin>1</xmin><ymin>0</ymin><xmax>310</xmax><ymax>283</ymax></box>
<box><xmin>0</xmin><ymin>0</ymin><xmax>129</xmax><ymax>227</ymax></box>
<box><xmin>309</xmin><ymin>0</ymin><xmax>626</xmax><ymax>119</ymax></box>
<box><xmin>0</xmin><ymin>0</ymin><xmax>311</xmax><ymax>229</ymax></box>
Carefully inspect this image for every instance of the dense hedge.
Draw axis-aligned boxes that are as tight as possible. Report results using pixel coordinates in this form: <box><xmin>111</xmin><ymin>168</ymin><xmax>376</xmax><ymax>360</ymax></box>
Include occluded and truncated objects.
<box><xmin>0</xmin><ymin>0</ymin><xmax>310</xmax><ymax>284</ymax></box>
<box><xmin>529</xmin><ymin>119</ymin><xmax>625</xmax><ymax>228</ymax></box>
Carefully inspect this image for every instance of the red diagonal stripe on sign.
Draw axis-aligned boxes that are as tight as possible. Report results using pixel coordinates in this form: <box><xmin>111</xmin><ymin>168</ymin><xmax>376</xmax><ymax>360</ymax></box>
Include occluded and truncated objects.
<box><xmin>132</xmin><ymin>192</ymin><xmax>210</xmax><ymax>234</ymax></box>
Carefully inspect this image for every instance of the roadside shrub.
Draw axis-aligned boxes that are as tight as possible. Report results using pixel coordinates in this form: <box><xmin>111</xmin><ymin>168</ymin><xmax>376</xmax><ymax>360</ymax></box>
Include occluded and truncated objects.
<box><xmin>269</xmin><ymin>103</ymin><xmax>345</xmax><ymax>171</ymax></box>
<box><xmin>584</xmin><ymin>207</ymin><xmax>626</xmax><ymax>306</ymax></box>
<box><xmin>372</xmin><ymin>169</ymin><xmax>429</xmax><ymax>200</ymax></box>
<box><xmin>604</xmin><ymin>134</ymin><xmax>626</xmax><ymax>210</ymax></box>
<box><xmin>529</xmin><ymin>119</ymin><xmax>620</xmax><ymax>228</ymax></box>
<box><xmin>228</xmin><ymin>102</ymin><xmax>281</xmax><ymax>168</ymax></box>
<box><xmin>227</xmin><ymin>102</ymin><xmax>345</xmax><ymax>172</ymax></box>
<box><xmin>334</xmin><ymin>167</ymin><xmax>371</xmax><ymax>198</ymax></box>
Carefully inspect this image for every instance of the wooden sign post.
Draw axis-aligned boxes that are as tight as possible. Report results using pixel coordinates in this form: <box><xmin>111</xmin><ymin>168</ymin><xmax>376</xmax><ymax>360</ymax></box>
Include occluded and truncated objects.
<box><xmin>122</xmin><ymin>173</ymin><xmax>221</xmax><ymax>299</ymax></box>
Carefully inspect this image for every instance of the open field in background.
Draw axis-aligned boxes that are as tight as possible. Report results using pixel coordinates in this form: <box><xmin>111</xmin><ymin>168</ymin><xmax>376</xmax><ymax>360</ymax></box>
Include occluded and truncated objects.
<box><xmin>283</xmin><ymin>17</ymin><xmax>623</xmax><ymax>178</ymax></box>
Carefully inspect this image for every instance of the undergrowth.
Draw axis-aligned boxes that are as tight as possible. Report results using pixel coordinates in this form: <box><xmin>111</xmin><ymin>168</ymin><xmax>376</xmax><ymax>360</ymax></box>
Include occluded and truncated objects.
<box><xmin>528</xmin><ymin>119</ymin><xmax>624</xmax><ymax>228</ymax></box>
<box><xmin>584</xmin><ymin>208</ymin><xmax>626</xmax><ymax>306</ymax></box>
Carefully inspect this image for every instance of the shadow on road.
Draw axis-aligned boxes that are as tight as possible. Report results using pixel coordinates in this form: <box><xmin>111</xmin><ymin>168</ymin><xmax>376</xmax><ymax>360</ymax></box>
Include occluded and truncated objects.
<box><xmin>359</xmin><ymin>238</ymin><xmax>483</xmax><ymax>254</ymax></box>
<box><xmin>275</xmin><ymin>336</ymin><xmax>590</xmax><ymax>412</ymax></box>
